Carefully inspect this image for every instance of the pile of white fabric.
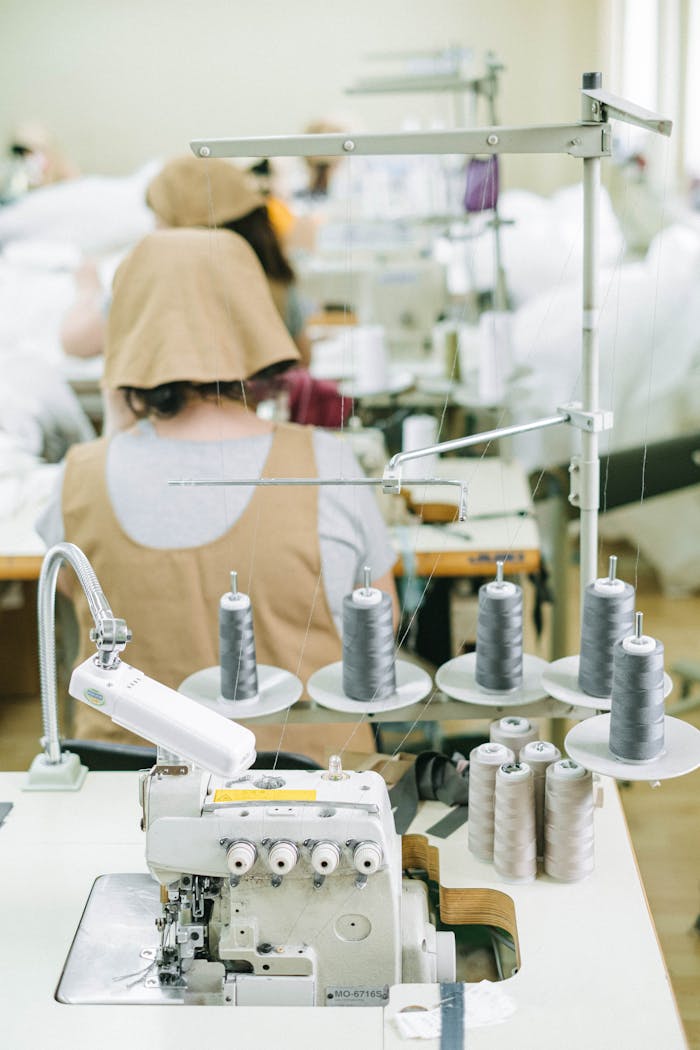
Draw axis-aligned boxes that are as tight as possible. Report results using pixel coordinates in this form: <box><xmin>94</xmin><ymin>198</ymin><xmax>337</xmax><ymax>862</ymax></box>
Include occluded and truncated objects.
<box><xmin>507</xmin><ymin>221</ymin><xmax>700</xmax><ymax>594</ymax></box>
<box><xmin>0</xmin><ymin>163</ymin><xmax>158</xmax><ymax>474</ymax></box>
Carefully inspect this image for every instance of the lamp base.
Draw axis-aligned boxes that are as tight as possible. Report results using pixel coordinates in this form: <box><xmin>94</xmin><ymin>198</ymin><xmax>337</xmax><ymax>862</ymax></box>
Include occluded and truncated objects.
<box><xmin>23</xmin><ymin>750</ymin><xmax>88</xmax><ymax>791</ymax></box>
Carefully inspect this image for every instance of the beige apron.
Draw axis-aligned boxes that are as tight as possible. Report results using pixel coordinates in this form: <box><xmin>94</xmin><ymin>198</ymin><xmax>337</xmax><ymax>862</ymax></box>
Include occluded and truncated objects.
<box><xmin>62</xmin><ymin>422</ymin><xmax>374</xmax><ymax>762</ymax></box>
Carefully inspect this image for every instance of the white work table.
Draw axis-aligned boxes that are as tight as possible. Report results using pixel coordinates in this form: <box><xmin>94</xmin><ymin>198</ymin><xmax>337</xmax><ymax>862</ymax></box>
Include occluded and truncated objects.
<box><xmin>0</xmin><ymin>770</ymin><xmax>686</xmax><ymax>1049</ymax></box>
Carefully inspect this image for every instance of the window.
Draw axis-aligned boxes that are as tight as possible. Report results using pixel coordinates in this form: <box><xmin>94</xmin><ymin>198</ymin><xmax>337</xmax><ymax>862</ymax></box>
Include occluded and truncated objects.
<box><xmin>684</xmin><ymin>0</ymin><xmax>700</xmax><ymax>175</ymax></box>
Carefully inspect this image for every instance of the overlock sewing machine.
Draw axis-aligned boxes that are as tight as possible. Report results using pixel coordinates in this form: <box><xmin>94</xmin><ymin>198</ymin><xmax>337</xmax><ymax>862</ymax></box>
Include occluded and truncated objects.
<box><xmin>56</xmin><ymin>633</ymin><xmax>455</xmax><ymax>1007</ymax></box>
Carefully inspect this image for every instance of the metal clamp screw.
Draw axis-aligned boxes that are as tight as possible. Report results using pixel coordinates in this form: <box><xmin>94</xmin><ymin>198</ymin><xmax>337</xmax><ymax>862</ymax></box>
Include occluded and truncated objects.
<box><xmin>558</xmin><ymin>402</ymin><xmax>613</xmax><ymax>433</ymax></box>
<box><xmin>381</xmin><ymin>468</ymin><xmax>401</xmax><ymax>495</ymax></box>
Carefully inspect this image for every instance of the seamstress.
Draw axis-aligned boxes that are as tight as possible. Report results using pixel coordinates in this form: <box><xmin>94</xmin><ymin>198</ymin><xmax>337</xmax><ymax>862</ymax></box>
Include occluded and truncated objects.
<box><xmin>60</xmin><ymin>158</ymin><xmax>306</xmax><ymax>362</ymax></box>
<box><xmin>145</xmin><ymin>155</ymin><xmax>311</xmax><ymax>361</ymax></box>
<box><xmin>61</xmin><ymin>155</ymin><xmax>347</xmax><ymax>430</ymax></box>
<box><xmin>146</xmin><ymin>156</ymin><xmax>350</xmax><ymax>429</ymax></box>
<box><xmin>38</xmin><ymin>228</ymin><xmax>398</xmax><ymax>762</ymax></box>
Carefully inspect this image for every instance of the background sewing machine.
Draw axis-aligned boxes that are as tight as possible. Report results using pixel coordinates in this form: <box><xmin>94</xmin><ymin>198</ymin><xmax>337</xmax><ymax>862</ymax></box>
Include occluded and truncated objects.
<box><xmin>299</xmin><ymin>248</ymin><xmax>447</xmax><ymax>359</ymax></box>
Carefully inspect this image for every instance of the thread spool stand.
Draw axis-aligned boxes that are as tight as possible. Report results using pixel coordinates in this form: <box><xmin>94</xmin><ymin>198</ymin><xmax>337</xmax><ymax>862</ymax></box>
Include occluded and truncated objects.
<box><xmin>180</xmin><ymin>664</ymin><xmax>303</xmax><ymax>718</ymax></box>
<box><xmin>541</xmin><ymin>655</ymin><xmax>673</xmax><ymax>711</ymax></box>
<box><xmin>566</xmin><ymin>613</ymin><xmax>700</xmax><ymax>781</ymax></box>
<box><xmin>307</xmin><ymin>661</ymin><xmax>432</xmax><ymax>714</ymax></box>
<box><xmin>308</xmin><ymin>569</ymin><xmax>432</xmax><ymax>715</ymax></box>
<box><xmin>186</xmin><ymin>80</ymin><xmax>700</xmax><ymax>792</ymax></box>
<box><xmin>542</xmin><ymin>557</ymin><xmax>672</xmax><ymax>710</ymax></box>
<box><xmin>179</xmin><ymin>572</ymin><xmax>303</xmax><ymax>719</ymax></box>
<box><xmin>436</xmin><ymin>561</ymin><xmax>549</xmax><ymax>706</ymax></box>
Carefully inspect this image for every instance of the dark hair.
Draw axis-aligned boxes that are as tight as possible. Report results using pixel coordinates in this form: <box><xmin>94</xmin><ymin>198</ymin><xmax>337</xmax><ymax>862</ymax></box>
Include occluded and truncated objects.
<box><xmin>248</xmin><ymin>158</ymin><xmax>271</xmax><ymax>178</ymax></box>
<box><xmin>122</xmin><ymin>363</ymin><xmax>294</xmax><ymax>420</ymax></box>
<box><xmin>123</xmin><ymin>381</ymin><xmax>242</xmax><ymax>419</ymax></box>
<box><xmin>222</xmin><ymin>207</ymin><xmax>295</xmax><ymax>285</ymax></box>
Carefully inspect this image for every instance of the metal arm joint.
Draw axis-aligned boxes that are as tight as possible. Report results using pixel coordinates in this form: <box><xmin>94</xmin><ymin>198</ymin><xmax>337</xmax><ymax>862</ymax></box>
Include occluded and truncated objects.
<box><xmin>558</xmin><ymin>402</ymin><xmax>613</xmax><ymax>433</ymax></box>
<box><xmin>89</xmin><ymin>614</ymin><xmax>132</xmax><ymax>669</ymax></box>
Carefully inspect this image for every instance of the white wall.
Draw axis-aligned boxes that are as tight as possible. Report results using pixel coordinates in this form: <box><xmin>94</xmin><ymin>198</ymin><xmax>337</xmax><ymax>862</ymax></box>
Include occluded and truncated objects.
<box><xmin>1</xmin><ymin>0</ymin><xmax>609</xmax><ymax>193</ymax></box>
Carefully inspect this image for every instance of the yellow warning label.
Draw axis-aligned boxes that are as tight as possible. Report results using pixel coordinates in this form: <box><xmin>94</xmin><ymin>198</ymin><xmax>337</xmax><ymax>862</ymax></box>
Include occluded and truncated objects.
<box><xmin>213</xmin><ymin>789</ymin><xmax>317</xmax><ymax>802</ymax></box>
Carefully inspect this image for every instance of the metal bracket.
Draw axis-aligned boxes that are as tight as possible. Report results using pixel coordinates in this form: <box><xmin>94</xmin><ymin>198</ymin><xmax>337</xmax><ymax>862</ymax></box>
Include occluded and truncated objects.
<box><xmin>203</xmin><ymin>799</ymin><xmax>380</xmax><ymax>814</ymax></box>
<box><xmin>380</xmin><ymin>468</ymin><xmax>468</xmax><ymax>520</ymax></box>
<box><xmin>89</xmin><ymin>614</ymin><xmax>132</xmax><ymax>668</ymax></box>
<box><xmin>191</xmin><ymin>122</ymin><xmax>612</xmax><ymax>162</ymax></box>
<box><xmin>581</xmin><ymin>87</ymin><xmax>672</xmax><ymax>138</ymax></box>
<box><xmin>558</xmin><ymin>402</ymin><xmax>613</xmax><ymax>433</ymax></box>
<box><xmin>569</xmin><ymin>455</ymin><xmax>582</xmax><ymax>508</ymax></box>
<box><xmin>568</xmin><ymin>454</ymin><xmax>601</xmax><ymax>511</ymax></box>
<box><xmin>155</xmin><ymin>764</ymin><xmax>190</xmax><ymax>777</ymax></box>
<box><xmin>381</xmin><ymin>469</ymin><xmax>402</xmax><ymax>496</ymax></box>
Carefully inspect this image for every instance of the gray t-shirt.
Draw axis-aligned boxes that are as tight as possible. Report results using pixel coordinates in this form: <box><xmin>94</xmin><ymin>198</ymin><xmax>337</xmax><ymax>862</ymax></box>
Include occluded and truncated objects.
<box><xmin>37</xmin><ymin>421</ymin><xmax>396</xmax><ymax>633</ymax></box>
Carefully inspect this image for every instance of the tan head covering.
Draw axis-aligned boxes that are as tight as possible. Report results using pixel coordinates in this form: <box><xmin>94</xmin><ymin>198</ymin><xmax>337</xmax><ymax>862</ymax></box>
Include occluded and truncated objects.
<box><xmin>103</xmin><ymin>228</ymin><xmax>299</xmax><ymax>390</ymax></box>
<box><xmin>146</xmin><ymin>155</ymin><xmax>264</xmax><ymax>228</ymax></box>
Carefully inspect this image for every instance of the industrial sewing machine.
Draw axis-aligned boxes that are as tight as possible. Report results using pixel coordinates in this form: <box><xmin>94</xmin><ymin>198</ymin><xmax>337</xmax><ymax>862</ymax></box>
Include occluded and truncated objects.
<box><xmin>139</xmin><ymin>759</ymin><xmax>454</xmax><ymax>1006</ymax></box>
<box><xmin>38</xmin><ymin>548</ymin><xmax>454</xmax><ymax>1007</ymax></box>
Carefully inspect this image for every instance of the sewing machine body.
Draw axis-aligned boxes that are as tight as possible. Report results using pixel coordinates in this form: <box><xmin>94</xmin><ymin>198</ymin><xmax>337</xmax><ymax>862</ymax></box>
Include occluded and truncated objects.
<box><xmin>137</xmin><ymin>765</ymin><xmax>454</xmax><ymax>1006</ymax></box>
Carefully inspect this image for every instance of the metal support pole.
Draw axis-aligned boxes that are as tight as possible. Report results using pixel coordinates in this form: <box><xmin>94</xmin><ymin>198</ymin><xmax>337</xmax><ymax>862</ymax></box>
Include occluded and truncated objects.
<box><xmin>579</xmin><ymin>73</ymin><xmax>603</xmax><ymax>609</ymax></box>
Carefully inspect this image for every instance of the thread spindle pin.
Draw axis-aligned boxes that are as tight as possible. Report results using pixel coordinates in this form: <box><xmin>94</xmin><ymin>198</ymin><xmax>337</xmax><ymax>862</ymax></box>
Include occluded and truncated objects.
<box><xmin>608</xmin><ymin>555</ymin><xmax>617</xmax><ymax>583</ymax></box>
<box><xmin>635</xmin><ymin>611</ymin><xmax>643</xmax><ymax>642</ymax></box>
<box><xmin>230</xmin><ymin>570</ymin><xmax>238</xmax><ymax>597</ymax></box>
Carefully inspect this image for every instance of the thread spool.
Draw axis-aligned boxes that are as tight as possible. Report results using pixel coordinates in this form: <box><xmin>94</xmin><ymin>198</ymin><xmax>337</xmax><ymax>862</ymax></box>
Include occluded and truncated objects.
<box><xmin>342</xmin><ymin>567</ymin><xmax>396</xmax><ymax>701</ymax></box>
<box><xmin>544</xmin><ymin>759</ymin><xmax>594</xmax><ymax>881</ymax></box>
<box><xmin>489</xmin><ymin>716</ymin><xmax>540</xmax><ymax>754</ymax></box>
<box><xmin>493</xmin><ymin>762</ymin><xmax>537</xmax><ymax>883</ymax></box>
<box><xmin>578</xmin><ymin>555</ymin><xmax>635</xmax><ymax>698</ymax></box>
<box><xmin>401</xmin><ymin>414</ymin><xmax>438</xmax><ymax>480</ymax></box>
<box><xmin>478</xmin><ymin>311</ymin><xmax>512</xmax><ymax>404</ymax></box>
<box><xmin>349</xmin><ymin>325</ymin><xmax>388</xmax><ymax>393</ymax></box>
<box><xmin>609</xmin><ymin>612</ymin><xmax>666</xmax><ymax>762</ymax></box>
<box><xmin>219</xmin><ymin>571</ymin><xmax>258</xmax><ymax>702</ymax></box>
<box><xmin>468</xmin><ymin>742</ymin><xmax>515</xmax><ymax>862</ymax></box>
<box><xmin>520</xmin><ymin>741</ymin><xmax>561</xmax><ymax>859</ymax></box>
<box><xmin>475</xmin><ymin>561</ymin><xmax>523</xmax><ymax>692</ymax></box>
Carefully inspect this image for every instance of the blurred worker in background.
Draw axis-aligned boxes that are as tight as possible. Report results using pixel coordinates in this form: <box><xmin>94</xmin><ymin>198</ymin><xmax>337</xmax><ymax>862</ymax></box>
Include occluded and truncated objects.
<box><xmin>299</xmin><ymin>118</ymin><xmax>348</xmax><ymax>198</ymax></box>
<box><xmin>1</xmin><ymin>121</ymin><xmax>79</xmax><ymax>203</ymax></box>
